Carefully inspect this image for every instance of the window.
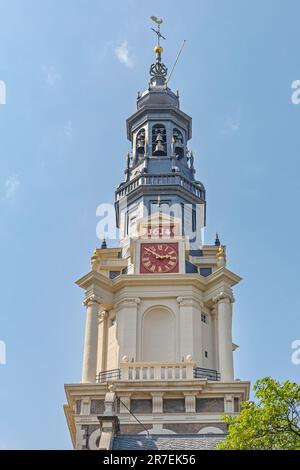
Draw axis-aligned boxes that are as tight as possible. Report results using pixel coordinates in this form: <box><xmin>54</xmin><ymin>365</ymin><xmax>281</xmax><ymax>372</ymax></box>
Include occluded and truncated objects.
<box><xmin>200</xmin><ymin>267</ymin><xmax>212</xmax><ymax>277</ymax></box>
<box><xmin>234</xmin><ymin>397</ymin><xmax>240</xmax><ymax>413</ymax></box>
<box><xmin>204</xmin><ymin>351</ymin><xmax>208</xmax><ymax>358</ymax></box>
<box><xmin>201</xmin><ymin>313</ymin><xmax>207</xmax><ymax>324</ymax></box>
<box><xmin>149</xmin><ymin>200</ymin><xmax>171</xmax><ymax>216</ymax></box>
<box><xmin>109</xmin><ymin>271</ymin><xmax>120</xmax><ymax>279</ymax></box>
<box><xmin>181</xmin><ymin>203</ymin><xmax>185</xmax><ymax>234</ymax></box>
<box><xmin>192</xmin><ymin>205</ymin><xmax>197</xmax><ymax>232</ymax></box>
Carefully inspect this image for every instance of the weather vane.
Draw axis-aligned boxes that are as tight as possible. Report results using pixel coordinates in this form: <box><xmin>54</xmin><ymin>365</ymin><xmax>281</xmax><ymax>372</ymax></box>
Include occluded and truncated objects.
<box><xmin>150</xmin><ymin>16</ymin><xmax>166</xmax><ymax>47</ymax></box>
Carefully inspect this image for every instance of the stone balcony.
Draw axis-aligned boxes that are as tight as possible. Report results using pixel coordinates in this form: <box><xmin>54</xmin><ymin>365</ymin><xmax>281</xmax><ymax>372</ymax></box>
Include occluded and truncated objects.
<box><xmin>96</xmin><ymin>362</ymin><xmax>220</xmax><ymax>383</ymax></box>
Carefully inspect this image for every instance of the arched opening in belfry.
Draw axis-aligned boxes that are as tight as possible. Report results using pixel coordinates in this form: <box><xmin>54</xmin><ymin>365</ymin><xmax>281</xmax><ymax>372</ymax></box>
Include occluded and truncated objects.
<box><xmin>135</xmin><ymin>128</ymin><xmax>145</xmax><ymax>157</ymax></box>
<box><xmin>142</xmin><ymin>307</ymin><xmax>175</xmax><ymax>362</ymax></box>
<box><xmin>152</xmin><ymin>124</ymin><xmax>167</xmax><ymax>156</ymax></box>
<box><xmin>172</xmin><ymin>128</ymin><xmax>184</xmax><ymax>158</ymax></box>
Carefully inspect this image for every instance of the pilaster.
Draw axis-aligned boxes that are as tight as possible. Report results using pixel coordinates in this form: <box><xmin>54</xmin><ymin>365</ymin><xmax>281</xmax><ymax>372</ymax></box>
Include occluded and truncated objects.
<box><xmin>151</xmin><ymin>393</ymin><xmax>164</xmax><ymax>413</ymax></box>
<box><xmin>115</xmin><ymin>298</ymin><xmax>140</xmax><ymax>362</ymax></box>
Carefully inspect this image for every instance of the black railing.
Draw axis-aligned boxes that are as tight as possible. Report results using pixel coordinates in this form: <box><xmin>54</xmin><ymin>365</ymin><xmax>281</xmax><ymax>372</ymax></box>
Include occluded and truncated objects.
<box><xmin>96</xmin><ymin>368</ymin><xmax>121</xmax><ymax>383</ymax></box>
<box><xmin>193</xmin><ymin>367</ymin><xmax>220</xmax><ymax>381</ymax></box>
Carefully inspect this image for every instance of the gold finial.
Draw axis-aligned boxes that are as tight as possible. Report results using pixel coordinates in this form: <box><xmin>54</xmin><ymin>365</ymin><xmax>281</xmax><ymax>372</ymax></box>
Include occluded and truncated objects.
<box><xmin>154</xmin><ymin>45</ymin><xmax>163</xmax><ymax>54</ymax></box>
<box><xmin>216</xmin><ymin>245</ymin><xmax>226</xmax><ymax>268</ymax></box>
<box><xmin>217</xmin><ymin>245</ymin><xmax>226</xmax><ymax>259</ymax></box>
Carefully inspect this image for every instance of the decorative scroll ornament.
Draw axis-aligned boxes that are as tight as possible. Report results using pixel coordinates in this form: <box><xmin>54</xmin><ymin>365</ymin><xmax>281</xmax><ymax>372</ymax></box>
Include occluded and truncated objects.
<box><xmin>150</xmin><ymin>60</ymin><xmax>168</xmax><ymax>80</ymax></box>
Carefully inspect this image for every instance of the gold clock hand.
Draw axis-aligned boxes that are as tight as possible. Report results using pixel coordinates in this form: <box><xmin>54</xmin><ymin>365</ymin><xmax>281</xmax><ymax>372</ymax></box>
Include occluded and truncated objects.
<box><xmin>145</xmin><ymin>247</ymin><xmax>160</xmax><ymax>258</ymax></box>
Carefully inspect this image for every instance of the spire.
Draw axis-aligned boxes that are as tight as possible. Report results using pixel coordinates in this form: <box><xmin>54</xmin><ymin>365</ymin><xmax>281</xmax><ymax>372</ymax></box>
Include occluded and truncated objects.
<box><xmin>215</xmin><ymin>233</ymin><xmax>221</xmax><ymax>247</ymax></box>
<box><xmin>149</xmin><ymin>16</ymin><xmax>168</xmax><ymax>87</ymax></box>
<box><xmin>101</xmin><ymin>238</ymin><xmax>107</xmax><ymax>249</ymax></box>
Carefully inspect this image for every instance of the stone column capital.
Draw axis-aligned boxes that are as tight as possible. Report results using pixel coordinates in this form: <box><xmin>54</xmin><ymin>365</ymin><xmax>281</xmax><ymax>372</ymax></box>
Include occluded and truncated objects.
<box><xmin>83</xmin><ymin>294</ymin><xmax>102</xmax><ymax>307</ymax></box>
<box><xmin>212</xmin><ymin>291</ymin><xmax>234</xmax><ymax>305</ymax></box>
<box><xmin>98</xmin><ymin>310</ymin><xmax>109</xmax><ymax>323</ymax></box>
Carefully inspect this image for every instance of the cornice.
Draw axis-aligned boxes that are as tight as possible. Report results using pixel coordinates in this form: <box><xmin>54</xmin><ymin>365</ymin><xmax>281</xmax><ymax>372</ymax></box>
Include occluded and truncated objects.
<box><xmin>65</xmin><ymin>380</ymin><xmax>250</xmax><ymax>403</ymax></box>
<box><xmin>75</xmin><ymin>270</ymin><xmax>113</xmax><ymax>290</ymax></box>
<box><xmin>177</xmin><ymin>297</ymin><xmax>203</xmax><ymax>308</ymax></box>
<box><xmin>126</xmin><ymin>106</ymin><xmax>192</xmax><ymax>140</ymax></box>
<box><xmin>75</xmin><ymin>268</ymin><xmax>241</xmax><ymax>300</ymax></box>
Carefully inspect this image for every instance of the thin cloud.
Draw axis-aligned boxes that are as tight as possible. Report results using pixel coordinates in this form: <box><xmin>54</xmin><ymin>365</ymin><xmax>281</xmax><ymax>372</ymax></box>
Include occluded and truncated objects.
<box><xmin>114</xmin><ymin>41</ymin><xmax>134</xmax><ymax>68</ymax></box>
<box><xmin>4</xmin><ymin>176</ymin><xmax>20</xmax><ymax>199</ymax></box>
<box><xmin>42</xmin><ymin>65</ymin><xmax>60</xmax><ymax>86</ymax></box>
<box><xmin>64</xmin><ymin>120</ymin><xmax>73</xmax><ymax>142</ymax></box>
<box><xmin>222</xmin><ymin>117</ymin><xmax>240</xmax><ymax>135</ymax></box>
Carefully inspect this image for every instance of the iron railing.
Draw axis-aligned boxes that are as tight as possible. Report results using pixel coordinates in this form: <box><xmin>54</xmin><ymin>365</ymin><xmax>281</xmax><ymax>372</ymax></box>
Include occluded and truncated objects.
<box><xmin>193</xmin><ymin>367</ymin><xmax>220</xmax><ymax>381</ymax></box>
<box><xmin>96</xmin><ymin>368</ymin><xmax>121</xmax><ymax>383</ymax></box>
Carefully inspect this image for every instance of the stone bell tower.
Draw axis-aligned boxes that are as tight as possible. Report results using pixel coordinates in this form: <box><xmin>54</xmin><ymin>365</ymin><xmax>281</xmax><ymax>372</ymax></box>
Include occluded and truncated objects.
<box><xmin>64</xmin><ymin>19</ymin><xmax>249</xmax><ymax>450</ymax></box>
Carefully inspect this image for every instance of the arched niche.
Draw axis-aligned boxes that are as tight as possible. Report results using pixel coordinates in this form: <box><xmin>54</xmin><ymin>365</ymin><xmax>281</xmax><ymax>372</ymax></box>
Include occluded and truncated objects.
<box><xmin>141</xmin><ymin>306</ymin><xmax>175</xmax><ymax>362</ymax></box>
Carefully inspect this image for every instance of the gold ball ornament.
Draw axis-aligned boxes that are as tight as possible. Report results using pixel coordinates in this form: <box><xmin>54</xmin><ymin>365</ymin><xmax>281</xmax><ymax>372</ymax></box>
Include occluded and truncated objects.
<box><xmin>154</xmin><ymin>45</ymin><xmax>163</xmax><ymax>54</ymax></box>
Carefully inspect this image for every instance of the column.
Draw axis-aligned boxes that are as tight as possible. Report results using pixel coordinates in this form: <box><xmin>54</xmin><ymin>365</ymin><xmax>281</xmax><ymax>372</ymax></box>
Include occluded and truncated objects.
<box><xmin>177</xmin><ymin>297</ymin><xmax>201</xmax><ymax>363</ymax></box>
<box><xmin>214</xmin><ymin>293</ymin><xmax>234</xmax><ymax>382</ymax></box>
<box><xmin>82</xmin><ymin>294</ymin><xmax>101</xmax><ymax>383</ymax></box>
<box><xmin>96</xmin><ymin>310</ymin><xmax>109</xmax><ymax>375</ymax></box>
<box><xmin>116</xmin><ymin>298</ymin><xmax>140</xmax><ymax>362</ymax></box>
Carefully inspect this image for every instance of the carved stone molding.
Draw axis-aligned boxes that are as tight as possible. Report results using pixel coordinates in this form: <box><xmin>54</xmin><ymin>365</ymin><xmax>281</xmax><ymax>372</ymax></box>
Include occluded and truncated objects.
<box><xmin>98</xmin><ymin>310</ymin><xmax>109</xmax><ymax>323</ymax></box>
<box><xmin>177</xmin><ymin>297</ymin><xmax>202</xmax><ymax>308</ymax></box>
<box><xmin>114</xmin><ymin>297</ymin><xmax>141</xmax><ymax>310</ymax></box>
<box><xmin>83</xmin><ymin>294</ymin><xmax>102</xmax><ymax>307</ymax></box>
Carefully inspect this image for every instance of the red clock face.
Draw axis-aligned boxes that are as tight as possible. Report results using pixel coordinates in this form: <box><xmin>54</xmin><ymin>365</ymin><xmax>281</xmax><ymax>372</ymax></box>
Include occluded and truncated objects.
<box><xmin>140</xmin><ymin>243</ymin><xmax>179</xmax><ymax>274</ymax></box>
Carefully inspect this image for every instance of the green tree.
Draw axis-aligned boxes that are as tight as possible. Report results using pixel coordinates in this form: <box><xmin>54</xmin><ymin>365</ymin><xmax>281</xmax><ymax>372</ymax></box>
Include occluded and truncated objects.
<box><xmin>218</xmin><ymin>377</ymin><xmax>300</xmax><ymax>450</ymax></box>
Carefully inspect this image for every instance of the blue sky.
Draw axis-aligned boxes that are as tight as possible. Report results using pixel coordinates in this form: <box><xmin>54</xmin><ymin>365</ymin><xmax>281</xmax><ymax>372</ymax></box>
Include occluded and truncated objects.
<box><xmin>0</xmin><ymin>0</ymin><xmax>300</xmax><ymax>449</ymax></box>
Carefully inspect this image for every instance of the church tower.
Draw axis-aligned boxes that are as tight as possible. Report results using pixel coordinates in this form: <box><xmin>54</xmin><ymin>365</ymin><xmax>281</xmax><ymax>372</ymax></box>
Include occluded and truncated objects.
<box><xmin>64</xmin><ymin>20</ymin><xmax>250</xmax><ymax>450</ymax></box>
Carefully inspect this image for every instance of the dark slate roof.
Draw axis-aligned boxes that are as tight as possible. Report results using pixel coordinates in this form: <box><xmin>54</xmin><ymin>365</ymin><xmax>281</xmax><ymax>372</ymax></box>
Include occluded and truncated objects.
<box><xmin>112</xmin><ymin>434</ymin><xmax>224</xmax><ymax>450</ymax></box>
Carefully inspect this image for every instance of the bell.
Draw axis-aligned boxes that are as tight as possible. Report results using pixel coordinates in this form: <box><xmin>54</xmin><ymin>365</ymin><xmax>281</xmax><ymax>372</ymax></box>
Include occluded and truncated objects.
<box><xmin>173</xmin><ymin>130</ymin><xmax>183</xmax><ymax>147</ymax></box>
<box><xmin>153</xmin><ymin>132</ymin><xmax>165</xmax><ymax>155</ymax></box>
<box><xmin>136</xmin><ymin>137</ymin><xmax>144</xmax><ymax>150</ymax></box>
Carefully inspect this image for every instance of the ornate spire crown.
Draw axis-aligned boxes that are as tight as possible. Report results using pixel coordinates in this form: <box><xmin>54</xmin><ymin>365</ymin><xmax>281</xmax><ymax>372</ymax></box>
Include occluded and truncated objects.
<box><xmin>149</xmin><ymin>16</ymin><xmax>168</xmax><ymax>87</ymax></box>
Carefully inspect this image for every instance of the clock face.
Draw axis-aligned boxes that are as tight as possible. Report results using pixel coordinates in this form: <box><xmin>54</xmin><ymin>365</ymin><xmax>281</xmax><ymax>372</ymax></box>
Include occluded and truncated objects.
<box><xmin>140</xmin><ymin>243</ymin><xmax>179</xmax><ymax>274</ymax></box>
